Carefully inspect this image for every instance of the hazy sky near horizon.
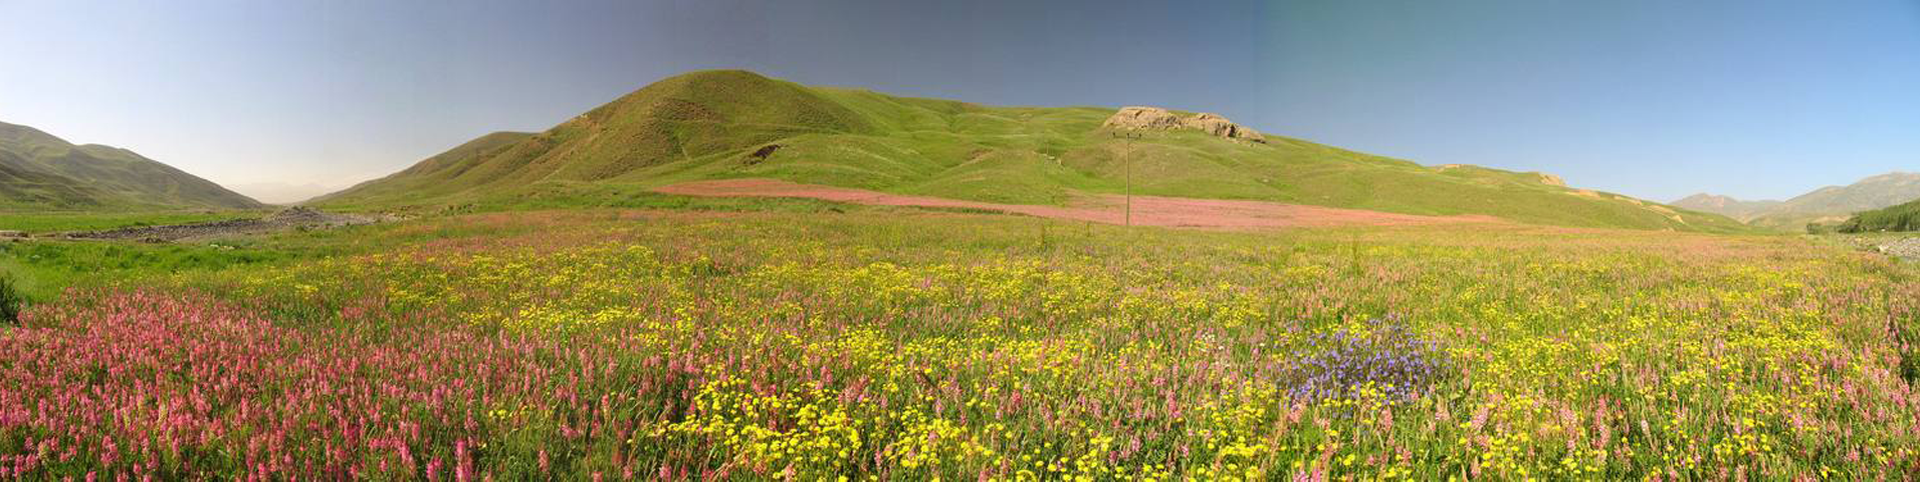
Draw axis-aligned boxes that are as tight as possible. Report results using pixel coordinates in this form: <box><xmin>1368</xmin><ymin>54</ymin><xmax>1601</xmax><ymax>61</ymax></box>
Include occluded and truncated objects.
<box><xmin>2</xmin><ymin>0</ymin><xmax>1917</xmax><ymax>203</ymax></box>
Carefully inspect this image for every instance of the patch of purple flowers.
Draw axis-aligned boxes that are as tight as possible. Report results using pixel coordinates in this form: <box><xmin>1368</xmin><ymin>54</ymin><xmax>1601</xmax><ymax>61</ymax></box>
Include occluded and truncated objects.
<box><xmin>1286</xmin><ymin>317</ymin><xmax>1450</xmax><ymax>402</ymax></box>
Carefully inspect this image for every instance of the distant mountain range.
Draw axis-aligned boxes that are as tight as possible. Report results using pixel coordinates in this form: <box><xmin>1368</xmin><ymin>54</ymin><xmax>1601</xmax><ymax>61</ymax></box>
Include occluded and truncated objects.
<box><xmin>0</xmin><ymin>121</ymin><xmax>260</xmax><ymax>211</ymax></box>
<box><xmin>318</xmin><ymin>70</ymin><xmax>1747</xmax><ymax>233</ymax></box>
<box><xmin>1673</xmin><ymin>172</ymin><xmax>1920</xmax><ymax>230</ymax></box>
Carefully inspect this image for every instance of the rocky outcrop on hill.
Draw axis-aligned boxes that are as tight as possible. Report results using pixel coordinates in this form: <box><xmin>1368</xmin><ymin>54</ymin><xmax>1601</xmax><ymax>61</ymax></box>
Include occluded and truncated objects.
<box><xmin>1102</xmin><ymin>107</ymin><xmax>1184</xmax><ymax>130</ymax></box>
<box><xmin>1102</xmin><ymin>107</ymin><xmax>1266</xmax><ymax>143</ymax></box>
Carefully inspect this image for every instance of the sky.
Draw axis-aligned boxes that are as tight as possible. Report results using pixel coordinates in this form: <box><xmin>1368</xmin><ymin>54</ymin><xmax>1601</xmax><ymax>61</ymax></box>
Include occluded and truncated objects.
<box><xmin>1</xmin><ymin>0</ymin><xmax>1917</xmax><ymax>203</ymax></box>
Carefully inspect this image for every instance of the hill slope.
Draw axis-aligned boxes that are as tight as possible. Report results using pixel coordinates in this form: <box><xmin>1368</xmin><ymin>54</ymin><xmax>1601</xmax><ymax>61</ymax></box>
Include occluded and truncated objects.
<box><xmin>1670</xmin><ymin>194</ymin><xmax>1782</xmax><ymax>221</ymax></box>
<box><xmin>320</xmin><ymin>70</ymin><xmax>1747</xmax><ymax>232</ymax></box>
<box><xmin>1838</xmin><ymin>197</ymin><xmax>1920</xmax><ymax>232</ymax></box>
<box><xmin>1675</xmin><ymin>172</ymin><xmax>1920</xmax><ymax>230</ymax></box>
<box><xmin>0</xmin><ymin>121</ymin><xmax>261</xmax><ymax>210</ymax></box>
<box><xmin>314</xmin><ymin>132</ymin><xmax>535</xmax><ymax>205</ymax></box>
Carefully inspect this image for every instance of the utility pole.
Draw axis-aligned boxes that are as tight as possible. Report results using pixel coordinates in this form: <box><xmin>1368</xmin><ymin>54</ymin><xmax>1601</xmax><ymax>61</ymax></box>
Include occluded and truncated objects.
<box><xmin>1124</xmin><ymin>132</ymin><xmax>1134</xmax><ymax>227</ymax></box>
<box><xmin>1109</xmin><ymin>130</ymin><xmax>1139</xmax><ymax>227</ymax></box>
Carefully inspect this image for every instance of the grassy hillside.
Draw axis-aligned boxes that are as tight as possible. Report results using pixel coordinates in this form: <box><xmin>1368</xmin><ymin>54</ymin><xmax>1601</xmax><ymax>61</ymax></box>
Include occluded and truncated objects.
<box><xmin>320</xmin><ymin>70</ymin><xmax>1748</xmax><ymax>232</ymax></box>
<box><xmin>1839</xmin><ymin>197</ymin><xmax>1920</xmax><ymax>232</ymax></box>
<box><xmin>313</xmin><ymin>132</ymin><xmax>535</xmax><ymax>205</ymax></box>
<box><xmin>0</xmin><ymin>121</ymin><xmax>261</xmax><ymax>211</ymax></box>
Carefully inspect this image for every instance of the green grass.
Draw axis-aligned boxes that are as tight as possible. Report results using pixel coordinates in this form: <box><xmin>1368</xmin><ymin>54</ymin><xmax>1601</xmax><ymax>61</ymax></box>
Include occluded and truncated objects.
<box><xmin>0</xmin><ymin>210</ymin><xmax>262</xmax><ymax>234</ymax></box>
<box><xmin>0</xmin><ymin>212</ymin><xmax>421</xmax><ymax>302</ymax></box>
<box><xmin>0</xmin><ymin>197</ymin><xmax>875</xmax><ymax>302</ymax></box>
<box><xmin>0</xmin><ymin>239</ymin><xmax>297</xmax><ymax>302</ymax></box>
<box><xmin>316</xmin><ymin>70</ymin><xmax>1753</xmax><ymax>233</ymax></box>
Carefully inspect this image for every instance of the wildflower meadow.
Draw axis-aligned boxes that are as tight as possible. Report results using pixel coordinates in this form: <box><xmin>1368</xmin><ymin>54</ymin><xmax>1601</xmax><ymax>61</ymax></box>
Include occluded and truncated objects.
<box><xmin>2</xmin><ymin>209</ymin><xmax>1917</xmax><ymax>480</ymax></box>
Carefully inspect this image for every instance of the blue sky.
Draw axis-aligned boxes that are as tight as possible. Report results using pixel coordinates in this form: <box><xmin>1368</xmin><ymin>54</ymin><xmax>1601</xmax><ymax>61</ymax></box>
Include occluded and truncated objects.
<box><xmin>2</xmin><ymin>0</ymin><xmax>1916</xmax><ymax>203</ymax></box>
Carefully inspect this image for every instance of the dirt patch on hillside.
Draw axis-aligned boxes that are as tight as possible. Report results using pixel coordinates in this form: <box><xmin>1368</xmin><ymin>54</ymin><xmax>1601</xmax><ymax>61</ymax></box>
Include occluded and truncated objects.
<box><xmin>655</xmin><ymin>179</ymin><xmax>1503</xmax><ymax>229</ymax></box>
<box><xmin>62</xmin><ymin>207</ymin><xmax>388</xmax><ymax>242</ymax></box>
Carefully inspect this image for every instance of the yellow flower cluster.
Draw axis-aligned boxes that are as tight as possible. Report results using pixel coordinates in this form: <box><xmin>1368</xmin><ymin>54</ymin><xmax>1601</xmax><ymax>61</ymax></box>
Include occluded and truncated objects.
<box><xmin>667</xmin><ymin>378</ymin><xmax>863</xmax><ymax>477</ymax></box>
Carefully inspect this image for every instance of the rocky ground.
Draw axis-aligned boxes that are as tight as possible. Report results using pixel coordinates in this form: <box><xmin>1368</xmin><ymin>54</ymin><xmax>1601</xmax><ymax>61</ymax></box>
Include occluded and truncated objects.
<box><xmin>1828</xmin><ymin>234</ymin><xmax>1920</xmax><ymax>260</ymax></box>
<box><xmin>60</xmin><ymin>207</ymin><xmax>387</xmax><ymax>242</ymax></box>
<box><xmin>1873</xmin><ymin>237</ymin><xmax>1920</xmax><ymax>259</ymax></box>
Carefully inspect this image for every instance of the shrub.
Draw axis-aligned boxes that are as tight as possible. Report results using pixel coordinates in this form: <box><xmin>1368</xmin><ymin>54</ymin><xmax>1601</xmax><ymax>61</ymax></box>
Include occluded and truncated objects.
<box><xmin>0</xmin><ymin>273</ymin><xmax>21</xmax><ymax>324</ymax></box>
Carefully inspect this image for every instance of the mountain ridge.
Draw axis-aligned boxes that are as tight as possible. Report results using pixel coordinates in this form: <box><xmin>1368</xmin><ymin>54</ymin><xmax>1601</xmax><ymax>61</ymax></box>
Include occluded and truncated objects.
<box><xmin>0</xmin><ymin>121</ymin><xmax>262</xmax><ymax>211</ymax></box>
<box><xmin>1673</xmin><ymin>171</ymin><xmax>1920</xmax><ymax>230</ymax></box>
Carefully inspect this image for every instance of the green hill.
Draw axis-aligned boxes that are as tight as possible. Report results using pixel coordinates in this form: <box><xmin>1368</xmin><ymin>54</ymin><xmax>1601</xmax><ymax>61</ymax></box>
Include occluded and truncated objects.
<box><xmin>312</xmin><ymin>132</ymin><xmax>535</xmax><ymax>205</ymax></box>
<box><xmin>0</xmin><ymin>121</ymin><xmax>261</xmax><ymax>211</ymax></box>
<box><xmin>319</xmin><ymin>70</ymin><xmax>1748</xmax><ymax>232</ymax></box>
<box><xmin>1838</xmin><ymin>198</ymin><xmax>1920</xmax><ymax>233</ymax></box>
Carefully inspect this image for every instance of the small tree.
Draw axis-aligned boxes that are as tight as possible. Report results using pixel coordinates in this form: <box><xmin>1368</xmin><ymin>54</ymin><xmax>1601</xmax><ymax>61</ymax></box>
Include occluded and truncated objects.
<box><xmin>0</xmin><ymin>273</ymin><xmax>21</xmax><ymax>325</ymax></box>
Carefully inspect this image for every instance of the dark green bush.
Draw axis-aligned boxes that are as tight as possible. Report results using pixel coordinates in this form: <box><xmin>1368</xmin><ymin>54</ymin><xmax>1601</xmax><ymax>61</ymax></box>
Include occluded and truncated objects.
<box><xmin>0</xmin><ymin>273</ymin><xmax>21</xmax><ymax>324</ymax></box>
<box><xmin>1840</xmin><ymin>199</ymin><xmax>1920</xmax><ymax>233</ymax></box>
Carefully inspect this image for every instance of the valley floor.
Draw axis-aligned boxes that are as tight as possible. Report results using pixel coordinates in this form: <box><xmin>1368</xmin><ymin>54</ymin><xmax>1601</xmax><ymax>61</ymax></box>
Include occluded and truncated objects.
<box><xmin>657</xmin><ymin>178</ymin><xmax>1503</xmax><ymax>229</ymax></box>
<box><xmin>1</xmin><ymin>204</ymin><xmax>1917</xmax><ymax>479</ymax></box>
